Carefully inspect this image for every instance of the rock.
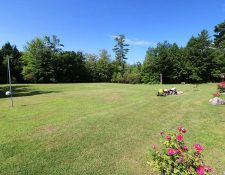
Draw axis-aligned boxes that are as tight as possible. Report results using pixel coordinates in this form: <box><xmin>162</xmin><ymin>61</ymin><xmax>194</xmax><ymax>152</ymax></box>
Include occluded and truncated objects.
<box><xmin>209</xmin><ymin>97</ymin><xmax>225</xmax><ymax>105</ymax></box>
<box><xmin>177</xmin><ymin>91</ymin><xmax>183</xmax><ymax>95</ymax></box>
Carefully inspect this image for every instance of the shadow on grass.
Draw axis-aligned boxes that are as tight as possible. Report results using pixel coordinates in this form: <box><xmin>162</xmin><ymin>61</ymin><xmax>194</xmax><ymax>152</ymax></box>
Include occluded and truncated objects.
<box><xmin>0</xmin><ymin>85</ymin><xmax>60</xmax><ymax>98</ymax></box>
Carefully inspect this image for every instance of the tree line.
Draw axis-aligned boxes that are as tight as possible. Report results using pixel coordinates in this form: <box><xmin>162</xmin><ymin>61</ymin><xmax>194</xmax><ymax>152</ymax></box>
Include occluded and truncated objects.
<box><xmin>0</xmin><ymin>20</ymin><xmax>225</xmax><ymax>84</ymax></box>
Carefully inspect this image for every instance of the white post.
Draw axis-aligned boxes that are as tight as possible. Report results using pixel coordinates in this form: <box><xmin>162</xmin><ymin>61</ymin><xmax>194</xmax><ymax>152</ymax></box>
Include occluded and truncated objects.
<box><xmin>7</xmin><ymin>55</ymin><xmax>13</xmax><ymax>107</ymax></box>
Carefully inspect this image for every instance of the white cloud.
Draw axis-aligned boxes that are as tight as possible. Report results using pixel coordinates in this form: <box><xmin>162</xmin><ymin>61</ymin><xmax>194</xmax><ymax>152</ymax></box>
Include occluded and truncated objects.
<box><xmin>125</xmin><ymin>38</ymin><xmax>155</xmax><ymax>46</ymax></box>
<box><xmin>110</xmin><ymin>35</ymin><xmax>118</xmax><ymax>39</ymax></box>
<box><xmin>110</xmin><ymin>35</ymin><xmax>155</xmax><ymax>47</ymax></box>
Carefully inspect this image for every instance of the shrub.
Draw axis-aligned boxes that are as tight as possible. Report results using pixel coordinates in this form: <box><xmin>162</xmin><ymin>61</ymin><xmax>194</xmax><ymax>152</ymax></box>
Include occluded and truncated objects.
<box><xmin>218</xmin><ymin>81</ymin><xmax>225</xmax><ymax>93</ymax></box>
<box><xmin>148</xmin><ymin>127</ymin><xmax>212</xmax><ymax>175</ymax></box>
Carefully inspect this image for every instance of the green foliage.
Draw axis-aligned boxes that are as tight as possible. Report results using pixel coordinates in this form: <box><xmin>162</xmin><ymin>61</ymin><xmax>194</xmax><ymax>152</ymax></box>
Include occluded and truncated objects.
<box><xmin>115</xmin><ymin>72</ymin><xmax>123</xmax><ymax>83</ymax></box>
<box><xmin>54</xmin><ymin>51</ymin><xmax>87</xmax><ymax>82</ymax></box>
<box><xmin>0</xmin><ymin>42</ymin><xmax>23</xmax><ymax>83</ymax></box>
<box><xmin>113</xmin><ymin>34</ymin><xmax>129</xmax><ymax>76</ymax></box>
<box><xmin>214</xmin><ymin>20</ymin><xmax>225</xmax><ymax>49</ymax></box>
<box><xmin>96</xmin><ymin>50</ymin><xmax>112</xmax><ymax>82</ymax></box>
<box><xmin>21</xmin><ymin>36</ymin><xmax>63</xmax><ymax>83</ymax></box>
<box><xmin>142</xmin><ymin>29</ymin><xmax>225</xmax><ymax>84</ymax></box>
<box><xmin>142</xmin><ymin>42</ymin><xmax>182</xmax><ymax>84</ymax></box>
<box><xmin>111</xmin><ymin>72</ymin><xmax>118</xmax><ymax>83</ymax></box>
<box><xmin>141</xmin><ymin>47</ymin><xmax>159</xmax><ymax>84</ymax></box>
<box><xmin>218</xmin><ymin>81</ymin><xmax>225</xmax><ymax>93</ymax></box>
<box><xmin>149</xmin><ymin>127</ymin><xmax>212</xmax><ymax>175</ymax></box>
<box><xmin>123</xmin><ymin>62</ymin><xmax>142</xmax><ymax>84</ymax></box>
<box><xmin>185</xmin><ymin>30</ymin><xmax>212</xmax><ymax>83</ymax></box>
<box><xmin>85</xmin><ymin>53</ymin><xmax>99</xmax><ymax>82</ymax></box>
<box><xmin>110</xmin><ymin>62</ymin><xmax>142</xmax><ymax>84</ymax></box>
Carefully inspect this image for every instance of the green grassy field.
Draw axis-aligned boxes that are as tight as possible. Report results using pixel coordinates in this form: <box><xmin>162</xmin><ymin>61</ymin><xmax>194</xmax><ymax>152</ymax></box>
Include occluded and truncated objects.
<box><xmin>0</xmin><ymin>83</ymin><xmax>224</xmax><ymax>175</ymax></box>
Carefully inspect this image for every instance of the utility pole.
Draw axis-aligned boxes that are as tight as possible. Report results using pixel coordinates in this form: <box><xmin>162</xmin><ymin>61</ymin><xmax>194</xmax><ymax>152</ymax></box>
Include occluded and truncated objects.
<box><xmin>7</xmin><ymin>55</ymin><xmax>13</xmax><ymax>107</ymax></box>
<box><xmin>160</xmin><ymin>73</ymin><xmax>162</xmax><ymax>85</ymax></box>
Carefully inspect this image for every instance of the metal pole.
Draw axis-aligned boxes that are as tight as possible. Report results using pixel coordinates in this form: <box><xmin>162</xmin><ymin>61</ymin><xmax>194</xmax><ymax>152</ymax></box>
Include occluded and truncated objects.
<box><xmin>7</xmin><ymin>55</ymin><xmax>13</xmax><ymax>107</ymax></box>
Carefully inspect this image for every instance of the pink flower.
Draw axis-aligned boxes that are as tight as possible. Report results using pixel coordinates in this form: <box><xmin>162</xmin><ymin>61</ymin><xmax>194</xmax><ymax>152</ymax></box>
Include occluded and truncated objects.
<box><xmin>196</xmin><ymin>165</ymin><xmax>205</xmax><ymax>175</ymax></box>
<box><xmin>181</xmin><ymin>128</ymin><xmax>187</xmax><ymax>133</ymax></box>
<box><xmin>183</xmin><ymin>145</ymin><xmax>188</xmax><ymax>150</ymax></box>
<box><xmin>165</xmin><ymin>135</ymin><xmax>171</xmax><ymax>140</ymax></box>
<box><xmin>176</xmin><ymin>134</ymin><xmax>183</xmax><ymax>141</ymax></box>
<box><xmin>160</xmin><ymin>131</ymin><xmax>164</xmax><ymax>136</ymax></box>
<box><xmin>187</xmin><ymin>168</ymin><xmax>192</xmax><ymax>173</ymax></box>
<box><xmin>178</xmin><ymin>126</ymin><xmax>187</xmax><ymax>133</ymax></box>
<box><xmin>177</xmin><ymin>157</ymin><xmax>183</xmax><ymax>163</ymax></box>
<box><xmin>205</xmin><ymin>166</ymin><xmax>212</xmax><ymax>172</ymax></box>
<box><xmin>167</xmin><ymin>148</ymin><xmax>176</xmax><ymax>155</ymax></box>
<box><xmin>194</xmin><ymin>144</ymin><xmax>203</xmax><ymax>152</ymax></box>
<box><xmin>176</xmin><ymin>149</ymin><xmax>182</xmax><ymax>154</ymax></box>
<box><xmin>178</xmin><ymin>126</ymin><xmax>182</xmax><ymax>132</ymax></box>
<box><xmin>152</xmin><ymin>144</ymin><xmax>156</xmax><ymax>149</ymax></box>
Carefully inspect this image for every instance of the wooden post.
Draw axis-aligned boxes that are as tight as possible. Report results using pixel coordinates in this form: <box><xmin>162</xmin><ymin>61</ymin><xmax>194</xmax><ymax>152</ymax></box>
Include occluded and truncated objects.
<box><xmin>160</xmin><ymin>73</ymin><xmax>162</xmax><ymax>85</ymax></box>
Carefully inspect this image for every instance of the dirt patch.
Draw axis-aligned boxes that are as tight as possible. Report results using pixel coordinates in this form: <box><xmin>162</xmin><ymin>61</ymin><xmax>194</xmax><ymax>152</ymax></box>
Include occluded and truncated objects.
<box><xmin>27</xmin><ymin>124</ymin><xmax>57</xmax><ymax>139</ymax></box>
<box><xmin>35</xmin><ymin>124</ymin><xmax>57</xmax><ymax>134</ymax></box>
<box><xmin>105</xmin><ymin>94</ymin><xmax>121</xmax><ymax>102</ymax></box>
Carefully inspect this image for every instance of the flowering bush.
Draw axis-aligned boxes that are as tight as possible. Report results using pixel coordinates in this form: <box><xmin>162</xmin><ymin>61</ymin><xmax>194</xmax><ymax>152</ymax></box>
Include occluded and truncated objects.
<box><xmin>218</xmin><ymin>81</ymin><xmax>225</xmax><ymax>93</ymax></box>
<box><xmin>148</xmin><ymin>127</ymin><xmax>212</xmax><ymax>175</ymax></box>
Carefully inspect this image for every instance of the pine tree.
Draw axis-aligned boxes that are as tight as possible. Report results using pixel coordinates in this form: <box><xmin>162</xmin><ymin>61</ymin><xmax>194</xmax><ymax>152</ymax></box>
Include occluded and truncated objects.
<box><xmin>113</xmin><ymin>34</ymin><xmax>129</xmax><ymax>77</ymax></box>
<box><xmin>214</xmin><ymin>21</ymin><xmax>225</xmax><ymax>49</ymax></box>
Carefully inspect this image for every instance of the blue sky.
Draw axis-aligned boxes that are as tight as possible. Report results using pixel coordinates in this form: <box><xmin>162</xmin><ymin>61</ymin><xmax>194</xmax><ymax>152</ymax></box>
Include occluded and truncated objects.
<box><xmin>0</xmin><ymin>0</ymin><xmax>224</xmax><ymax>63</ymax></box>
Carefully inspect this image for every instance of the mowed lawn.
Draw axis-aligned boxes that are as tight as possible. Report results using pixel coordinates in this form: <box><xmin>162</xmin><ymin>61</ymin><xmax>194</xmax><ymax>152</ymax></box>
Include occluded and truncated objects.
<box><xmin>0</xmin><ymin>83</ymin><xmax>224</xmax><ymax>175</ymax></box>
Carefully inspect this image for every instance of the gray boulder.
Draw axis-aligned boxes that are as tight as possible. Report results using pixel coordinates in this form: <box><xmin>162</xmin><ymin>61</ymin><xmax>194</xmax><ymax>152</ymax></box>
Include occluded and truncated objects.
<box><xmin>209</xmin><ymin>97</ymin><xmax>225</xmax><ymax>105</ymax></box>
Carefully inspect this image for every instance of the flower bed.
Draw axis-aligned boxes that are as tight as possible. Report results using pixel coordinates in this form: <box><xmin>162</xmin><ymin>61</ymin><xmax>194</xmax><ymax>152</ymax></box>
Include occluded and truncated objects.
<box><xmin>218</xmin><ymin>81</ymin><xmax>225</xmax><ymax>93</ymax></box>
<box><xmin>148</xmin><ymin>127</ymin><xmax>212</xmax><ymax>175</ymax></box>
